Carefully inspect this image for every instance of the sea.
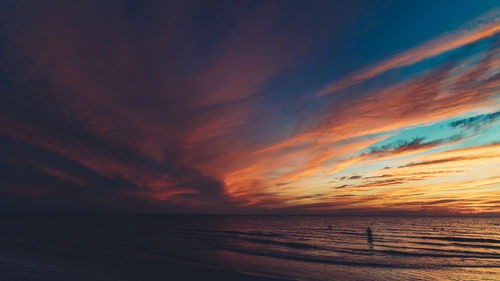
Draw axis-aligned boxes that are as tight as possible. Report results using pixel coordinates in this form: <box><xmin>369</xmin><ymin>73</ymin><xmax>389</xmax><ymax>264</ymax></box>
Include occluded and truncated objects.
<box><xmin>0</xmin><ymin>214</ymin><xmax>499</xmax><ymax>280</ymax></box>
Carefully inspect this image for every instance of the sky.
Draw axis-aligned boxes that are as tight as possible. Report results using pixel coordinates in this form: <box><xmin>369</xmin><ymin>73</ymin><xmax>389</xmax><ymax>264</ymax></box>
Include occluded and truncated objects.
<box><xmin>0</xmin><ymin>0</ymin><xmax>499</xmax><ymax>214</ymax></box>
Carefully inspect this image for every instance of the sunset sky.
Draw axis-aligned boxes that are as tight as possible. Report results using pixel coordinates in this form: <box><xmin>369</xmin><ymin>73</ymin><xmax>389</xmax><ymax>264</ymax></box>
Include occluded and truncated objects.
<box><xmin>1</xmin><ymin>0</ymin><xmax>499</xmax><ymax>214</ymax></box>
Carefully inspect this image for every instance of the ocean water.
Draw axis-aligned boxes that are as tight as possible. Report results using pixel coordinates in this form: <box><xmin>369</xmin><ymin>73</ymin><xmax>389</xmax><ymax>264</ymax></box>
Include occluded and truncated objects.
<box><xmin>0</xmin><ymin>215</ymin><xmax>499</xmax><ymax>280</ymax></box>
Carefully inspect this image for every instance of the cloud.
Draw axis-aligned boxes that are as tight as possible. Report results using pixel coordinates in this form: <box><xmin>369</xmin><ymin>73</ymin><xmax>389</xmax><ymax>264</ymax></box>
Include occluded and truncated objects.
<box><xmin>260</xmin><ymin>36</ymin><xmax>499</xmax><ymax>168</ymax></box>
<box><xmin>1</xmin><ymin>0</ymin><xmax>373</xmax><ymax>212</ymax></box>
<box><xmin>400</xmin><ymin>157</ymin><xmax>471</xmax><ymax>168</ymax></box>
<box><xmin>1</xmin><ymin>1</ymin><xmax>498</xmax><ymax>214</ymax></box>
<box><xmin>36</xmin><ymin>165</ymin><xmax>87</xmax><ymax>187</ymax></box>
<box><xmin>1</xmin><ymin>1</ymin><xmax>297</xmax><ymax>210</ymax></box>
<box><xmin>328</xmin><ymin>104</ymin><xmax>500</xmax><ymax>176</ymax></box>
<box><xmin>366</xmin><ymin>136</ymin><xmax>459</xmax><ymax>156</ymax></box>
<box><xmin>220</xmin><ymin>33</ymin><xmax>500</xmax><ymax>209</ymax></box>
<box><xmin>317</xmin><ymin>8</ymin><xmax>500</xmax><ymax>96</ymax></box>
<box><xmin>330</xmin><ymin>184</ymin><xmax>348</xmax><ymax>189</ymax></box>
<box><xmin>305</xmin><ymin>142</ymin><xmax>500</xmax><ymax>214</ymax></box>
<box><xmin>450</xmin><ymin>111</ymin><xmax>500</xmax><ymax>130</ymax></box>
<box><xmin>328</xmin><ymin>135</ymin><xmax>465</xmax><ymax>175</ymax></box>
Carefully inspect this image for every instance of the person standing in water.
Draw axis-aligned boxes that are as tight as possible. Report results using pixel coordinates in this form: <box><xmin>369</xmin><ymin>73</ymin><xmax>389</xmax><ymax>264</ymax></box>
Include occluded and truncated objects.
<box><xmin>366</xmin><ymin>227</ymin><xmax>373</xmax><ymax>243</ymax></box>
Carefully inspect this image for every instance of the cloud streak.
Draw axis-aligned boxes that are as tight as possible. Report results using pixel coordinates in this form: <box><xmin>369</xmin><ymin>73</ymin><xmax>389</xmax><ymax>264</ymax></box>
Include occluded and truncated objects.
<box><xmin>317</xmin><ymin>8</ymin><xmax>500</xmax><ymax>95</ymax></box>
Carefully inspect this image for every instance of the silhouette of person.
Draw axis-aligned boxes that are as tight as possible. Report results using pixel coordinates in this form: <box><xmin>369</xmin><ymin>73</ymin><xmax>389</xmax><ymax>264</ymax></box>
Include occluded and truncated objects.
<box><xmin>366</xmin><ymin>227</ymin><xmax>373</xmax><ymax>243</ymax></box>
<box><xmin>328</xmin><ymin>225</ymin><xmax>332</xmax><ymax>230</ymax></box>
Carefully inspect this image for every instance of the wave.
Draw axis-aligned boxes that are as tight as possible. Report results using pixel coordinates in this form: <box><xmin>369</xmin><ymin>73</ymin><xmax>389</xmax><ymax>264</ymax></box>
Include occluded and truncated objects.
<box><xmin>227</xmin><ymin>236</ymin><xmax>500</xmax><ymax>258</ymax></box>
<box><xmin>180</xmin><ymin>231</ymin><xmax>500</xmax><ymax>258</ymax></box>
<box><xmin>374</xmin><ymin>243</ymin><xmax>500</xmax><ymax>257</ymax></box>
<box><xmin>235</xmin><ymin>237</ymin><xmax>326</xmax><ymax>250</ymax></box>
<box><xmin>372</xmin><ymin>249</ymin><xmax>500</xmax><ymax>259</ymax></box>
<box><xmin>208</xmin><ymin>242</ymin><xmax>500</xmax><ymax>269</ymax></box>
<box><xmin>177</xmin><ymin>227</ymin><xmax>500</xmax><ymax>254</ymax></box>
<box><xmin>416</xmin><ymin>236</ymin><xmax>500</xmax><ymax>244</ymax></box>
<box><xmin>172</xmin><ymin>226</ymin><xmax>500</xmax><ymax>271</ymax></box>
<box><xmin>180</xmin><ymin>228</ymin><xmax>286</xmax><ymax>238</ymax></box>
<box><xmin>451</xmin><ymin>243</ymin><xmax>500</xmax><ymax>250</ymax></box>
<box><xmin>178</xmin><ymin>229</ymin><xmax>325</xmax><ymax>250</ymax></box>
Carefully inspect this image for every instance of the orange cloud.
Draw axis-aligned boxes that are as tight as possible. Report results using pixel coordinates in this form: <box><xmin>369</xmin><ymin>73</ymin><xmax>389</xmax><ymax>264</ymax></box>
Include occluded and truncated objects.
<box><xmin>1</xmin><ymin>1</ymin><xmax>498</xmax><ymax>214</ymax></box>
<box><xmin>318</xmin><ymin>143</ymin><xmax>500</xmax><ymax>213</ymax></box>
<box><xmin>220</xmin><ymin>38</ymin><xmax>499</xmax><ymax>208</ymax></box>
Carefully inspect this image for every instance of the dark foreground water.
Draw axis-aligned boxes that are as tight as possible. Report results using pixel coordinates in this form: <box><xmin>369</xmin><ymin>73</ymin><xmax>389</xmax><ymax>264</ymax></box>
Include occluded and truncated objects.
<box><xmin>0</xmin><ymin>215</ymin><xmax>499</xmax><ymax>280</ymax></box>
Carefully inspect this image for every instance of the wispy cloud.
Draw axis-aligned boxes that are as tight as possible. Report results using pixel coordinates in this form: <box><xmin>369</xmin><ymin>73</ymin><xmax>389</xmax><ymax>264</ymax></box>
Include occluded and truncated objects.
<box><xmin>317</xmin><ymin>9</ymin><xmax>500</xmax><ymax>96</ymax></box>
<box><xmin>320</xmin><ymin>142</ymin><xmax>500</xmax><ymax>213</ymax></box>
<box><xmin>223</xmin><ymin>40</ymin><xmax>499</xmax><ymax>208</ymax></box>
<box><xmin>450</xmin><ymin>111</ymin><xmax>500</xmax><ymax>130</ymax></box>
<box><xmin>0</xmin><ymin>1</ymin><xmax>498</xmax><ymax>214</ymax></box>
